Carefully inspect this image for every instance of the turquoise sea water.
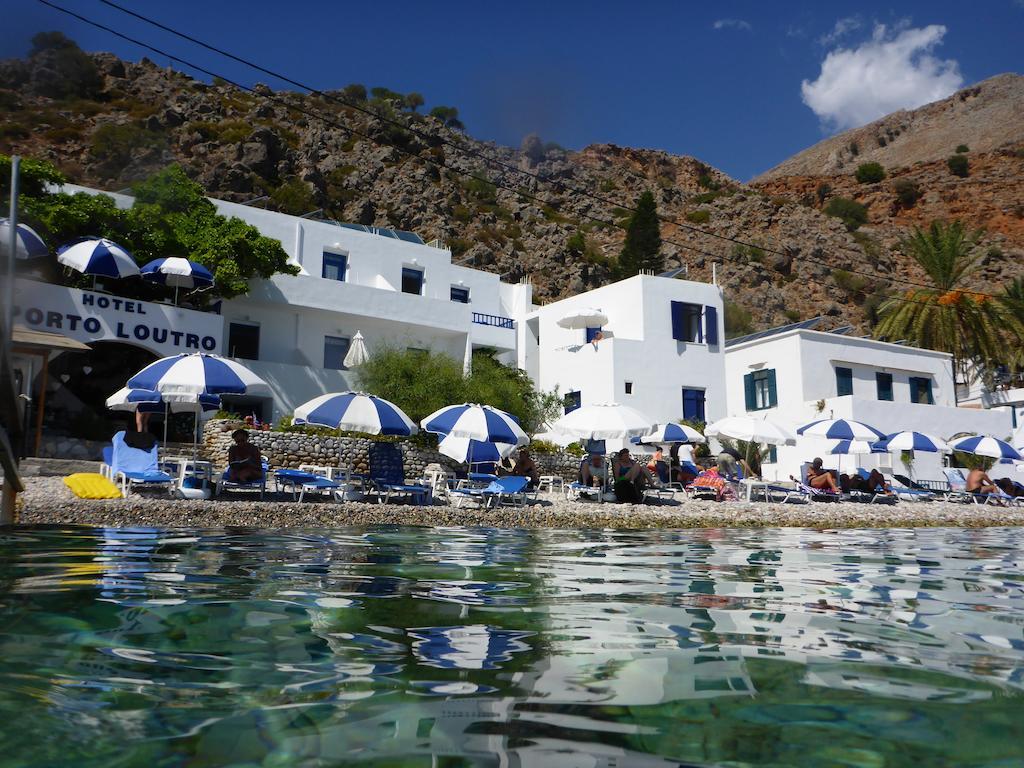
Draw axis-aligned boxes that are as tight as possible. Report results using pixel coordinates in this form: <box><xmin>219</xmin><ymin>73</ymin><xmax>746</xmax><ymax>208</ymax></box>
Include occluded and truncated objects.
<box><xmin>0</xmin><ymin>526</ymin><xmax>1022</xmax><ymax>767</ymax></box>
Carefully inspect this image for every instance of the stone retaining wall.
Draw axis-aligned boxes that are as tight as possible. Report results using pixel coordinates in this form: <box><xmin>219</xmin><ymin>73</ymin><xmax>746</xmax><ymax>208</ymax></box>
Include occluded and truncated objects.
<box><xmin>36</xmin><ymin>435</ymin><xmax>108</xmax><ymax>461</ymax></box>
<box><xmin>202</xmin><ymin>420</ymin><xmax>583</xmax><ymax>480</ymax></box>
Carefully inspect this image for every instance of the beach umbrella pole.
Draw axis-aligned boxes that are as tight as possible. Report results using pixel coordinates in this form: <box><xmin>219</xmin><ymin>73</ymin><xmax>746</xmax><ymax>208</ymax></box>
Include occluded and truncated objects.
<box><xmin>174</xmin><ymin>285</ymin><xmax>179</xmax><ymax>306</ymax></box>
<box><xmin>162</xmin><ymin>401</ymin><xmax>169</xmax><ymax>454</ymax></box>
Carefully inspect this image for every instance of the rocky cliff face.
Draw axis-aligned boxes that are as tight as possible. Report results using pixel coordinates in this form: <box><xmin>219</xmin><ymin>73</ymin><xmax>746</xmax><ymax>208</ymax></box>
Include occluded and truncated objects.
<box><xmin>2</xmin><ymin>47</ymin><xmax>1022</xmax><ymax>334</ymax></box>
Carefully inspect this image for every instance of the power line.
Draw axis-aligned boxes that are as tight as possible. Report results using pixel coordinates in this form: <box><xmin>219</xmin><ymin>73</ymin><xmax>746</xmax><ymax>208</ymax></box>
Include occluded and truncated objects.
<box><xmin>91</xmin><ymin>0</ymin><xmax>989</xmax><ymax>300</ymax></box>
<box><xmin>33</xmin><ymin>0</ymin><xmax>999</xmax><ymax>313</ymax></box>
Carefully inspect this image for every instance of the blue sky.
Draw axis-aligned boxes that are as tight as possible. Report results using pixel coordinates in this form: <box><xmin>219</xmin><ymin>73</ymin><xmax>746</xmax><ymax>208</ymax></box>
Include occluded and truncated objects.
<box><xmin>6</xmin><ymin>0</ymin><xmax>1023</xmax><ymax>180</ymax></box>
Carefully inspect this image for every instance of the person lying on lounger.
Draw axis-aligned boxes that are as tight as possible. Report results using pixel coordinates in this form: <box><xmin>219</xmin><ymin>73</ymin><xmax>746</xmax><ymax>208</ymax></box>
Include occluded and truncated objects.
<box><xmin>806</xmin><ymin>458</ymin><xmax>840</xmax><ymax>493</ymax></box>
<box><xmin>840</xmin><ymin>469</ymin><xmax>890</xmax><ymax>494</ymax></box>
<box><xmin>227</xmin><ymin>429</ymin><xmax>263</xmax><ymax>483</ymax></box>
<box><xmin>967</xmin><ymin>468</ymin><xmax>1000</xmax><ymax>496</ymax></box>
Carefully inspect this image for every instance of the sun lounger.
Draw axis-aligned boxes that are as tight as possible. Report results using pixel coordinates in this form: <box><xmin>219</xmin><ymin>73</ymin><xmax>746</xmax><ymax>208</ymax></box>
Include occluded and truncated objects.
<box><xmin>274</xmin><ymin>468</ymin><xmax>346</xmax><ymax>502</ymax></box>
<box><xmin>687</xmin><ymin>471</ymin><xmax>728</xmax><ymax>501</ymax></box>
<box><xmin>883</xmin><ymin>472</ymin><xmax>936</xmax><ymax>502</ymax></box>
<box><xmin>368</xmin><ymin>443</ymin><xmax>431</xmax><ymax>505</ymax></box>
<box><xmin>105</xmin><ymin>431</ymin><xmax>176</xmax><ymax>497</ymax></box>
<box><xmin>849</xmin><ymin>469</ymin><xmax>899</xmax><ymax>505</ymax></box>
<box><xmin>452</xmin><ymin>476</ymin><xmax>531</xmax><ymax>508</ymax></box>
<box><xmin>216</xmin><ymin>459</ymin><xmax>268</xmax><ymax>499</ymax></box>
<box><xmin>566</xmin><ymin>457</ymin><xmax>608</xmax><ymax>502</ymax></box>
<box><xmin>943</xmin><ymin>468</ymin><xmax>1021</xmax><ymax>506</ymax></box>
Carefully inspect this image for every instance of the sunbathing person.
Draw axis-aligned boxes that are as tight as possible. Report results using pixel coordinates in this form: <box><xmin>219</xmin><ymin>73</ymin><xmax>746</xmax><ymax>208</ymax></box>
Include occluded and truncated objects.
<box><xmin>580</xmin><ymin>453</ymin><xmax>606</xmax><ymax>487</ymax></box>
<box><xmin>510</xmin><ymin>448</ymin><xmax>540</xmax><ymax>489</ymax></box>
<box><xmin>227</xmin><ymin>429</ymin><xmax>263</xmax><ymax>483</ymax></box>
<box><xmin>995</xmin><ymin>477</ymin><xmax>1024</xmax><ymax>497</ymax></box>
<box><xmin>806</xmin><ymin>458</ymin><xmax>840</xmax><ymax>493</ymax></box>
<box><xmin>613</xmin><ymin>449</ymin><xmax>656</xmax><ymax>503</ymax></box>
<box><xmin>967</xmin><ymin>468</ymin><xmax>1000</xmax><ymax>495</ymax></box>
<box><xmin>840</xmin><ymin>469</ymin><xmax>889</xmax><ymax>494</ymax></box>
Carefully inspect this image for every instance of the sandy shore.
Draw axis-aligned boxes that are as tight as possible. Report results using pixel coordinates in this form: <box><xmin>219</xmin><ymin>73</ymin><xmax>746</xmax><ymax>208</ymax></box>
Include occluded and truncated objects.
<box><xmin>9</xmin><ymin>476</ymin><xmax>1024</xmax><ymax>529</ymax></box>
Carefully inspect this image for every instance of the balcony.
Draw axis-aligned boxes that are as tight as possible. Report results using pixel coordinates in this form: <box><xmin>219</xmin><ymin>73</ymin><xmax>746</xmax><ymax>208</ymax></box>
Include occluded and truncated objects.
<box><xmin>471</xmin><ymin>312</ymin><xmax>515</xmax><ymax>330</ymax></box>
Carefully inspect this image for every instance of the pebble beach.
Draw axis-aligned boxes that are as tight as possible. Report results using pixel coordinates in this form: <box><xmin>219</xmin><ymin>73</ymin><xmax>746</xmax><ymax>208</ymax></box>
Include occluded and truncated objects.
<box><xmin>12</xmin><ymin>476</ymin><xmax>1024</xmax><ymax>529</ymax></box>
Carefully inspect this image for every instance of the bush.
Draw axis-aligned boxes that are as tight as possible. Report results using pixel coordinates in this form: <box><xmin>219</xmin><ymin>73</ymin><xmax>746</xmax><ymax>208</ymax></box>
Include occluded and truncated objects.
<box><xmin>824</xmin><ymin>197</ymin><xmax>868</xmax><ymax>231</ymax></box>
<box><xmin>894</xmin><ymin>179</ymin><xmax>921</xmax><ymax>208</ymax></box>
<box><xmin>731</xmin><ymin>243</ymin><xmax>765</xmax><ymax>263</ymax></box>
<box><xmin>28</xmin><ymin>32</ymin><xmax>102</xmax><ymax>99</ymax></box>
<box><xmin>685</xmin><ymin>210</ymin><xmax>710</xmax><ymax>224</ymax></box>
<box><xmin>956</xmin><ymin>144</ymin><xmax>969</xmax><ymax>153</ymax></box>
<box><xmin>89</xmin><ymin>123</ymin><xmax>166</xmax><ymax>168</ymax></box>
<box><xmin>724</xmin><ymin>300</ymin><xmax>753</xmax><ymax>338</ymax></box>
<box><xmin>832</xmin><ymin>268</ymin><xmax>869</xmax><ymax>296</ymax></box>
<box><xmin>692</xmin><ymin>191</ymin><xmax>722</xmax><ymax>205</ymax></box>
<box><xmin>783</xmin><ymin>309</ymin><xmax>801</xmax><ymax>322</ymax></box>
<box><xmin>948</xmin><ymin>154</ymin><xmax>969</xmax><ymax>177</ymax></box>
<box><xmin>270</xmin><ymin>179</ymin><xmax>318</xmax><ymax>215</ymax></box>
<box><xmin>855</xmin><ymin>162</ymin><xmax>886</xmax><ymax>184</ymax></box>
<box><xmin>341</xmin><ymin>83</ymin><xmax>367</xmax><ymax>102</ymax></box>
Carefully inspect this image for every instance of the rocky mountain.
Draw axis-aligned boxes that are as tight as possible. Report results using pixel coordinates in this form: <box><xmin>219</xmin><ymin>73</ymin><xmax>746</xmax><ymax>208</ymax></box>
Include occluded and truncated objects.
<box><xmin>1</xmin><ymin>40</ymin><xmax>1022</xmax><ymax>336</ymax></box>
<box><xmin>755</xmin><ymin>74</ymin><xmax>1024</xmax><ymax>181</ymax></box>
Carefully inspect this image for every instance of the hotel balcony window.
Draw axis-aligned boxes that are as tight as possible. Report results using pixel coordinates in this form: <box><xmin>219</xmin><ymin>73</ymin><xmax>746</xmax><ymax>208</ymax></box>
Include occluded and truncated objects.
<box><xmin>450</xmin><ymin>285</ymin><xmax>470</xmax><ymax>303</ymax></box>
<box><xmin>322</xmin><ymin>252</ymin><xmax>347</xmax><ymax>282</ymax></box>
<box><xmin>402</xmin><ymin>267</ymin><xmax>424</xmax><ymax>295</ymax></box>
<box><xmin>228</xmin><ymin>322</ymin><xmax>260</xmax><ymax>360</ymax></box>
<box><xmin>836</xmin><ymin>366</ymin><xmax>853</xmax><ymax>396</ymax></box>
<box><xmin>323</xmin><ymin>335</ymin><xmax>351</xmax><ymax>370</ymax></box>
<box><xmin>876</xmin><ymin>372</ymin><xmax>894</xmax><ymax>401</ymax></box>
<box><xmin>743</xmin><ymin>369</ymin><xmax>777</xmax><ymax>411</ymax></box>
<box><xmin>564</xmin><ymin>390</ymin><xmax>581</xmax><ymax>414</ymax></box>
<box><xmin>909</xmin><ymin>376</ymin><xmax>934</xmax><ymax>404</ymax></box>
<box><xmin>624</xmin><ymin>381</ymin><xmax>633</xmax><ymax>395</ymax></box>
<box><xmin>682</xmin><ymin>388</ymin><xmax>706</xmax><ymax>422</ymax></box>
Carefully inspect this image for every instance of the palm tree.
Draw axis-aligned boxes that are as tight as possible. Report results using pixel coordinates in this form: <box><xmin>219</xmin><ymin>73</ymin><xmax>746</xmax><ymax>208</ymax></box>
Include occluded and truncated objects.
<box><xmin>874</xmin><ymin>221</ymin><xmax>1009</xmax><ymax>382</ymax></box>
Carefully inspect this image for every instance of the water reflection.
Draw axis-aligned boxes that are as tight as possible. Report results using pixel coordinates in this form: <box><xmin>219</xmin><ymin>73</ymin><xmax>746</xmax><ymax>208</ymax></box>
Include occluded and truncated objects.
<box><xmin>0</xmin><ymin>526</ymin><xmax>1022</xmax><ymax>766</ymax></box>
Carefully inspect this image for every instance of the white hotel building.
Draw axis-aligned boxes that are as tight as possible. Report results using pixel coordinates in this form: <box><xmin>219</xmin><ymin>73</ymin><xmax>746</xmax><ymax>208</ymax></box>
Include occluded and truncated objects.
<box><xmin>9</xmin><ymin>183</ymin><xmax>1013</xmax><ymax>473</ymax></box>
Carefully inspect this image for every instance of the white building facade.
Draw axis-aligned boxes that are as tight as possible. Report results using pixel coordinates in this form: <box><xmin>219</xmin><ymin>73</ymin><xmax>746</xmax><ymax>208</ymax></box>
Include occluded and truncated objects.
<box><xmin>724</xmin><ymin>324</ymin><xmax>1014</xmax><ymax>481</ymax></box>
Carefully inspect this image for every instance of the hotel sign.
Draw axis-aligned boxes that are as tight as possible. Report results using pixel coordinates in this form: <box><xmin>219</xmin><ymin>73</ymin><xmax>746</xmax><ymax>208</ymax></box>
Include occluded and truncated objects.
<box><xmin>12</xmin><ymin>279</ymin><xmax>223</xmax><ymax>357</ymax></box>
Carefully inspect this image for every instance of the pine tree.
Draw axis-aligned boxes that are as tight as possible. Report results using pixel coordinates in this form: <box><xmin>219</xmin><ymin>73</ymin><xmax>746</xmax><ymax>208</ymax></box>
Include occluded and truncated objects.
<box><xmin>616</xmin><ymin>191</ymin><xmax>662</xmax><ymax>277</ymax></box>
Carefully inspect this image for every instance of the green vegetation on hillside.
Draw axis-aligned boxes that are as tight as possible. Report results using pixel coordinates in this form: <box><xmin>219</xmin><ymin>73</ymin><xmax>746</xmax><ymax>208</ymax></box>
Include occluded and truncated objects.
<box><xmin>855</xmin><ymin>162</ymin><xmax>886</xmax><ymax>184</ymax></box>
<box><xmin>615</xmin><ymin>191</ymin><xmax>662</xmax><ymax>278</ymax></box>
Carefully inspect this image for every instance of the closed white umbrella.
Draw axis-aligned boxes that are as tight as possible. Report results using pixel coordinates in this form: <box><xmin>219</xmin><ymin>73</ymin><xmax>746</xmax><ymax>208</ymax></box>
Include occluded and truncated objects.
<box><xmin>343</xmin><ymin>331</ymin><xmax>369</xmax><ymax>368</ymax></box>
<box><xmin>705</xmin><ymin>416</ymin><xmax>795</xmax><ymax>446</ymax></box>
<box><xmin>551</xmin><ymin>402</ymin><xmax>655</xmax><ymax>442</ymax></box>
<box><xmin>556</xmin><ymin>308</ymin><xmax>608</xmax><ymax>330</ymax></box>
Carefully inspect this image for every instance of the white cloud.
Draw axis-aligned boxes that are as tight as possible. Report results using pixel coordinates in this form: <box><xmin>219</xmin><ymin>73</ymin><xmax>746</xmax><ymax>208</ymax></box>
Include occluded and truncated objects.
<box><xmin>818</xmin><ymin>15</ymin><xmax>862</xmax><ymax>46</ymax></box>
<box><xmin>801</xmin><ymin>23</ymin><xmax>963</xmax><ymax>131</ymax></box>
<box><xmin>712</xmin><ymin>18</ymin><xmax>752</xmax><ymax>31</ymax></box>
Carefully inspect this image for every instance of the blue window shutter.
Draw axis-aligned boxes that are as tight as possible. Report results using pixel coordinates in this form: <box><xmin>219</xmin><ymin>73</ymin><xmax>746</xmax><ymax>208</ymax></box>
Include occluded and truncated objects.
<box><xmin>743</xmin><ymin>373</ymin><xmax>755</xmax><ymax>411</ymax></box>
<box><xmin>670</xmin><ymin>301</ymin><xmax>684</xmax><ymax>341</ymax></box>
<box><xmin>585</xmin><ymin>326</ymin><xmax>601</xmax><ymax>343</ymax></box>
<box><xmin>767</xmin><ymin>369</ymin><xmax>778</xmax><ymax>407</ymax></box>
<box><xmin>926</xmin><ymin>379</ymin><xmax>934</xmax><ymax>404</ymax></box>
<box><xmin>705</xmin><ymin>306</ymin><xmax>718</xmax><ymax>345</ymax></box>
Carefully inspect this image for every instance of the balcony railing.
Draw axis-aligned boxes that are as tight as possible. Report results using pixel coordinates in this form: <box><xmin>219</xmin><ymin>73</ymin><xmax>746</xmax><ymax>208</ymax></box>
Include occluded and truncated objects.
<box><xmin>472</xmin><ymin>312</ymin><xmax>516</xmax><ymax>330</ymax></box>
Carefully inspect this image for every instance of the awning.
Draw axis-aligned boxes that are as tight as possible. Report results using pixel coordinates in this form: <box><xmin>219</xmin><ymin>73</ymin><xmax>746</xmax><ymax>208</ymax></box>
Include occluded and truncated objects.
<box><xmin>11</xmin><ymin>325</ymin><xmax>92</xmax><ymax>352</ymax></box>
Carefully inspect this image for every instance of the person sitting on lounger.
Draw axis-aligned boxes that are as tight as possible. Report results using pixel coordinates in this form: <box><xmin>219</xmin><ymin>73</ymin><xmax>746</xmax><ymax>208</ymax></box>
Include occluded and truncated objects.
<box><xmin>581</xmin><ymin>453</ymin><xmax>605</xmax><ymax>487</ymax></box>
<box><xmin>227</xmin><ymin>429</ymin><xmax>263</xmax><ymax>483</ymax></box>
<box><xmin>613</xmin><ymin>449</ymin><xmax>656</xmax><ymax>503</ymax></box>
<box><xmin>510</xmin><ymin>448</ymin><xmax>540</xmax><ymax>489</ymax></box>
<box><xmin>806</xmin><ymin>457</ymin><xmax>840</xmax><ymax>493</ymax></box>
<box><xmin>841</xmin><ymin>469</ymin><xmax>889</xmax><ymax>494</ymax></box>
<box><xmin>967</xmin><ymin>467</ymin><xmax>1000</xmax><ymax>495</ymax></box>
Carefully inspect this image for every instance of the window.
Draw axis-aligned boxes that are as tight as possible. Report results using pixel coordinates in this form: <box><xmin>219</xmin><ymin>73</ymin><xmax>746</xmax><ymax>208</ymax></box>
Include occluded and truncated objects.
<box><xmin>401</xmin><ymin>267</ymin><xmax>424</xmax><ymax>295</ymax></box>
<box><xmin>227</xmin><ymin>322</ymin><xmax>260</xmax><ymax>360</ymax></box>
<box><xmin>563</xmin><ymin>390</ymin><xmax>581</xmax><ymax>414</ymax></box>
<box><xmin>450</xmin><ymin>285</ymin><xmax>470</xmax><ymax>303</ymax></box>
<box><xmin>670</xmin><ymin>301</ymin><xmax>703</xmax><ymax>343</ymax></box>
<box><xmin>876</xmin><ymin>372</ymin><xmax>893</xmax><ymax>401</ymax></box>
<box><xmin>766</xmin><ymin>446</ymin><xmax>777</xmax><ymax>463</ymax></box>
<box><xmin>323</xmin><ymin>335</ymin><xmax>350</xmax><ymax>370</ymax></box>
<box><xmin>743</xmin><ymin>369</ymin><xmax>777</xmax><ymax>411</ymax></box>
<box><xmin>836</xmin><ymin>367</ymin><xmax>853</xmax><ymax>396</ymax></box>
<box><xmin>624</xmin><ymin>381</ymin><xmax>633</xmax><ymax>395</ymax></box>
<box><xmin>682</xmin><ymin>388</ymin><xmax>706</xmax><ymax>422</ymax></box>
<box><xmin>909</xmin><ymin>376</ymin><xmax>934</xmax><ymax>404</ymax></box>
<box><xmin>322</xmin><ymin>252</ymin><xmax>347</xmax><ymax>282</ymax></box>
<box><xmin>585</xmin><ymin>326</ymin><xmax>602</xmax><ymax>343</ymax></box>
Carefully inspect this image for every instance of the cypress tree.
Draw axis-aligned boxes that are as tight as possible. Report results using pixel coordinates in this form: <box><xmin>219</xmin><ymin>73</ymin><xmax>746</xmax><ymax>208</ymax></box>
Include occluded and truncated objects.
<box><xmin>616</xmin><ymin>191</ymin><xmax>662</xmax><ymax>277</ymax></box>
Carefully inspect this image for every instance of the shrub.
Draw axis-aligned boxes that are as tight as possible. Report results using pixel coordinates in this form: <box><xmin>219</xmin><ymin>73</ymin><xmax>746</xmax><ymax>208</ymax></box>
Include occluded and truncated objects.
<box><xmin>685</xmin><ymin>210</ymin><xmax>710</xmax><ymax>224</ymax></box>
<box><xmin>724</xmin><ymin>300</ymin><xmax>753</xmax><ymax>338</ymax></box>
<box><xmin>855</xmin><ymin>162</ymin><xmax>886</xmax><ymax>184</ymax></box>
<box><xmin>28</xmin><ymin>31</ymin><xmax>102</xmax><ymax>99</ymax></box>
<box><xmin>732</xmin><ymin>243</ymin><xmax>765</xmax><ymax>263</ymax></box>
<box><xmin>783</xmin><ymin>309</ymin><xmax>801</xmax><ymax>322</ymax></box>
<box><xmin>893</xmin><ymin>179</ymin><xmax>921</xmax><ymax>208</ymax></box>
<box><xmin>848</xmin><ymin>141</ymin><xmax>859</xmax><ymax>156</ymax></box>
<box><xmin>692</xmin><ymin>191</ymin><xmax>722</xmax><ymax>205</ymax></box>
<box><xmin>429</xmin><ymin>105</ymin><xmax>464</xmax><ymax>131</ymax></box>
<box><xmin>824</xmin><ymin>197</ymin><xmax>868</xmax><ymax>231</ymax></box>
<box><xmin>463</xmin><ymin>175</ymin><xmax>497</xmax><ymax>204</ymax></box>
<box><xmin>89</xmin><ymin>123</ymin><xmax>166</xmax><ymax>168</ymax></box>
<box><xmin>948</xmin><ymin>154</ymin><xmax>969</xmax><ymax>177</ymax></box>
<box><xmin>956</xmin><ymin>144</ymin><xmax>969</xmax><ymax>153</ymax></box>
<box><xmin>270</xmin><ymin>179</ymin><xmax>317</xmax><ymax>215</ymax></box>
<box><xmin>341</xmin><ymin>83</ymin><xmax>367</xmax><ymax>102</ymax></box>
<box><xmin>832</xmin><ymin>268</ymin><xmax>869</xmax><ymax>296</ymax></box>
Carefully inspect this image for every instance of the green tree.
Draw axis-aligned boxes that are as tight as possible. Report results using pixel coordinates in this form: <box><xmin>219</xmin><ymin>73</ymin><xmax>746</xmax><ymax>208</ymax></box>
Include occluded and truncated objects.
<box><xmin>27</xmin><ymin>31</ymin><xmax>102</xmax><ymax>99</ymax></box>
<box><xmin>403</xmin><ymin>92</ymin><xmax>425</xmax><ymax>112</ymax></box>
<box><xmin>428</xmin><ymin>106</ymin><xmax>464</xmax><ymax>131</ymax></box>
<box><xmin>616</xmin><ymin>191</ymin><xmax>662</xmax><ymax>278</ymax></box>
<box><xmin>855</xmin><ymin>162</ymin><xmax>886</xmax><ymax>183</ymax></box>
<box><xmin>948</xmin><ymin>153</ymin><xmax>969</xmax><ymax>177</ymax></box>
<box><xmin>824</xmin><ymin>197</ymin><xmax>868</xmax><ymax>230</ymax></box>
<box><xmin>873</xmin><ymin>221</ymin><xmax>1010</xmax><ymax>380</ymax></box>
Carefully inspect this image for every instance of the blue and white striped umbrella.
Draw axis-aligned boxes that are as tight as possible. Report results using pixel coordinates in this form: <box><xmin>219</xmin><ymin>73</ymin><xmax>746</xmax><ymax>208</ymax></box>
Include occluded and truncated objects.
<box><xmin>632</xmin><ymin>422</ymin><xmax>706</xmax><ymax>445</ymax></box>
<box><xmin>0</xmin><ymin>218</ymin><xmax>48</xmax><ymax>259</ymax></box>
<box><xmin>140</xmin><ymin>257</ymin><xmax>214</xmax><ymax>289</ymax></box>
<box><xmin>874</xmin><ymin>431</ymin><xmax>951</xmax><ymax>453</ymax></box>
<box><xmin>797</xmin><ymin>418</ymin><xmax>886</xmax><ymax>441</ymax></box>
<box><xmin>828</xmin><ymin>439</ymin><xmax>887</xmax><ymax>455</ymax></box>
<box><xmin>950</xmin><ymin>434</ymin><xmax>1023</xmax><ymax>461</ymax></box>
<box><xmin>438</xmin><ymin>436</ymin><xmax>517</xmax><ymax>464</ymax></box>
<box><xmin>292</xmin><ymin>391</ymin><xmax>416</xmax><ymax>435</ymax></box>
<box><xmin>422</xmin><ymin>403</ymin><xmax>528</xmax><ymax>446</ymax></box>
<box><xmin>57</xmin><ymin>237</ymin><xmax>140</xmax><ymax>278</ymax></box>
<box><xmin>127</xmin><ymin>353</ymin><xmax>271</xmax><ymax>399</ymax></box>
<box><xmin>106</xmin><ymin>387</ymin><xmax>220</xmax><ymax>415</ymax></box>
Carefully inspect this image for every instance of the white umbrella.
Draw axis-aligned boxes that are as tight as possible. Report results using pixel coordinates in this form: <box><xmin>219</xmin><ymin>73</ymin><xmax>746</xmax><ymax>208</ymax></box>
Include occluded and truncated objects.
<box><xmin>57</xmin><ymin>237</ymin><xmax>140</xmax><ymax>281</ymax></box>
<box><xmin>551</xmin><ymin>402</ymin><xmax>655</xmax><ymax>442</ymax></box>
<box><xmin>556</xmin><ymin>308</ymin><xmax>608</xmax><ymax>329</ymax></box>
<box><xmin>0</xmin><ymin>218</ymin><xmax>48</xmax><ymax>259</ymax></box>
<box><xmin>343</xmin><ymin>331</ymin><xmax>369</xmax><ymax>368</ymax></box>
<box><xmin>634</xmin><ymin>423</ymin><xmax>706</xmax><ymax>445</ymax></box>
<box><xmin>949</xmin><ymin>434</ymin><xmax>1022</xmax><ymax>461</ymax></box>
<box><xmin>874</xmin><ymin>431</ymin><xmax>951</xmax><ymax>454</ymax></box>
<box><xmin>705</xmin><ymin>416</ymin><xmax>795</xmax><ymax>446</ymax></box>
